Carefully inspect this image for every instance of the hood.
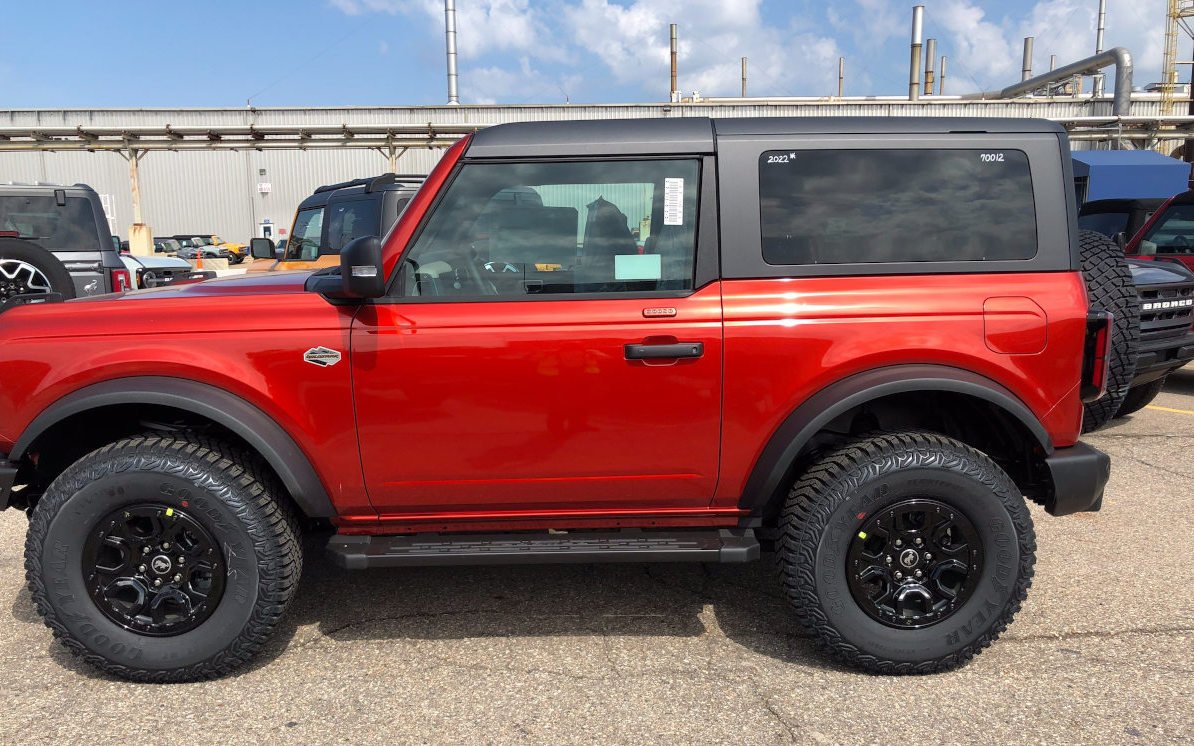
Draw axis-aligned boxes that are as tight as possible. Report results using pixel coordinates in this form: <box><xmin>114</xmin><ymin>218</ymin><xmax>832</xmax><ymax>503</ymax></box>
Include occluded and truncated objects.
<box><xmin>71</xmin><ymin>268</ymin><xmax>315</xmax><ymax>303</ymax></box>
<box><xmin>1126</xmin><ymin>257</ymin><xmax>1194</xmax><ymax>286</ymax></box>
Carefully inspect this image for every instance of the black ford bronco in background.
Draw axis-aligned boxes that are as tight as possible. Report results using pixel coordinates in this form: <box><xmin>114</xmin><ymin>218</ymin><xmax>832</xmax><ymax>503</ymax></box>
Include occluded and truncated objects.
<box><xmin>0</xmin><ymin>182</ymin><xmax>128</xmax><ymax>303</ymax></box>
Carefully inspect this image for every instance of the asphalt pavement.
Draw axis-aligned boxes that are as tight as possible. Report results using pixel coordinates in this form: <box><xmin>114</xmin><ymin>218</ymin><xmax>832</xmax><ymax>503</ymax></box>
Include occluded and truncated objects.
<box><xmin>2</xmin><ymin>373</ymin><xmax>1193</xmax><ymax>745</ymax></box>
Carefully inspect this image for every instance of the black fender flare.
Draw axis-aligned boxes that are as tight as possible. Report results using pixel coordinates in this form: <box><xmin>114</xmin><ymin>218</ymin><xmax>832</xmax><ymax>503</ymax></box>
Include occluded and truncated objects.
<box><xmin>738</xmin><ymin>364</ymin><xmax>1054</xmax><ymax>514</ymax></box>
<box><xmin>12</xmin><ymin>376</ymin><xmax>336</xmax><ymax>518</ymax></box>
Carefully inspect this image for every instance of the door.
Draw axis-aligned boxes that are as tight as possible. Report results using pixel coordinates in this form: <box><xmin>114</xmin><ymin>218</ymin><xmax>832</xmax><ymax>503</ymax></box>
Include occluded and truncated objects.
<box><xmin>351</xmin><ymin>157</ymin><xmax>723</xmax><ymax>515</ymax></box>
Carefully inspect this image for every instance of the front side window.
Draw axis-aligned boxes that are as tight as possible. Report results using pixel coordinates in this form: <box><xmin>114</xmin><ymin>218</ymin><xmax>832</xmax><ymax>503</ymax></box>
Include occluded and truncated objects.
<box><xmin>759</xmin><ymin>149</ymin><xmax>1037</xmax><ymax>265</ymax></box>
<box><xmin>1139</xmin><ymin>204</ymin><xmax>1194</xmax><ymax>255</ymax></box>
<box><xmin>326</xmin><ymin>198</ymin><xmax>382</xmax><ymax>254</ymax></box>
<box><xmin>401</xmin><ymin>159</ymin><xmax>700</xmax><ymax>298</ymax></box>
<box><xmin>286</xmin><ymin>207</ymin><xmax>325</xmax><ymax>261</ymax></box>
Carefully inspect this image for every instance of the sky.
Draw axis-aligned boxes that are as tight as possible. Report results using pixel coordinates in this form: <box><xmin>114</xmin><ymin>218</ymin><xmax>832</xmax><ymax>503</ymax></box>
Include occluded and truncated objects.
<box><xmin>0</xmin><ymin>0</ymin><xmax>1178</xmax><ymax>108</ymax></box>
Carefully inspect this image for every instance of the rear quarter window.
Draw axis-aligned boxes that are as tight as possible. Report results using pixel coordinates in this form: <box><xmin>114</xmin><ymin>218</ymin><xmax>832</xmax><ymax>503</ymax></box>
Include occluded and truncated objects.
<box><xmin>0</xmin><ymin>195</ymin><xmax>102</xmax><ymax>253</ymax></box>
<box><xmin>758</xmin><ymin>149</ymin><xmax>1037</xmax><ymax>265</ymax></box>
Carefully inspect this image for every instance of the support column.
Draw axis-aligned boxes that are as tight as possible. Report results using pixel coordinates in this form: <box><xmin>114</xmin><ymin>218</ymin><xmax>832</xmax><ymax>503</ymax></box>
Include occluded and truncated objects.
<box><xmin>122</xmin><ymin>147</ymin><xmax>153</xmax><ymax>256</ymax></box>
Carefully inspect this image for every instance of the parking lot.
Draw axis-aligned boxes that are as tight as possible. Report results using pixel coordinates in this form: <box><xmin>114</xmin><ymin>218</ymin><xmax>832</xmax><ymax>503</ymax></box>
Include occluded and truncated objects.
<box><xmin>0</xmin><ymin>375</ymin><xmax>1190</xmax><ymax>745</ymax></box>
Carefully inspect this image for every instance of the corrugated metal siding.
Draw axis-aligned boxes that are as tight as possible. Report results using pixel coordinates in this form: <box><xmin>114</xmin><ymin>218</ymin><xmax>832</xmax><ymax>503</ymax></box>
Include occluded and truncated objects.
<box><xmin>0</xmin><ymin>98</ymin><xmax>1180</xmax><ymax>241</ymax></box>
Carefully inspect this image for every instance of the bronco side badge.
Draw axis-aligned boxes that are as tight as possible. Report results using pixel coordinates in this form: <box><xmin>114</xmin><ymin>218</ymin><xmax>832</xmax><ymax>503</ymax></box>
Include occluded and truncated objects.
<box><xmin>303</xmin><ymin>347</ymin><xmax>342</xmax><ymax>367</ymax></box>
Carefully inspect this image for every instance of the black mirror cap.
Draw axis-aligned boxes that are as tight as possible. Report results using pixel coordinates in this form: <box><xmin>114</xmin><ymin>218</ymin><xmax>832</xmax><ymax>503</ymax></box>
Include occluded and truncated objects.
<box><xmin>250</xmin><ymin>237</ymin><xmax>276</xmax><ymax>260</ymax></box>
<box><xmin>340</xmin><ymin>236</ymin><xmax>385</xmax><ymax>298</ymax></box>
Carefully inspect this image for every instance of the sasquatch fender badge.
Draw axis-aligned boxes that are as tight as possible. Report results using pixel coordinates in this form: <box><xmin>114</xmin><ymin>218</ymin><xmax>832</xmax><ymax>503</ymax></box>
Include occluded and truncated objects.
<box><xmin>303</xmin><ymin>346</ymin><xmax>342</xmax><ymax>367</ymax></box>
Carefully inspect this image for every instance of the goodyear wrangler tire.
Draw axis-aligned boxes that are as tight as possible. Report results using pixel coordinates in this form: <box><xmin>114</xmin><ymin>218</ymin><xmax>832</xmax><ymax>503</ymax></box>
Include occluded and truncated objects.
<box><xmin>24</xmin><ymin>433</ymin><xmax>301</xmax><ymax>682</ymax></box>
<box><xmin>1079</xmin><ymin>230</ymin><xmax>1140</xmax><ymax>432</ymax></box>
<box><xmin>776</xmin><ymin>431</ymin><xmax>1036</xmax><ymax>674</ymax></box>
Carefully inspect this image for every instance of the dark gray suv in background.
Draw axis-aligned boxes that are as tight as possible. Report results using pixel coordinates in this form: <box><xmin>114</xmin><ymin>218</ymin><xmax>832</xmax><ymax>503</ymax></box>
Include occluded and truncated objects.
<box><xmin>0</xmin><ymin>182</ymin><xmax>127</xmax><ymax>303</ymax></box>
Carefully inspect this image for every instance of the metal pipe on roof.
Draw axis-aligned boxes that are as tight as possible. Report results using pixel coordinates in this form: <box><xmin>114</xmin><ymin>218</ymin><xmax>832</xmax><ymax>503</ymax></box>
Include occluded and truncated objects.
<box><xmin>924</xmin><ymin>39</ymin><xmax>936</xmax><ymax>95</ymax></box>
<box><xmin>741</xmin><ymin>57</ymin><xmax>747</xmax><ymax>97</ymax></box>
<box><xmin>838</xmin><ymin>57</ymin><xmax>845</xmax><ymax>98</ymax></box>
<box><xmin>909</xmin><ymin>6</ymin><xmax>924</xmax><ymax>101</ymax></box>
<box><xmin>940</xmin><ymin>56</ymin><xmax>946</xmax><ymax>95</ymax></box>
<box><xmin>964</xmin><ymin>47</ymin><xmax>1134</xmax><ymax>116</ymax></box>
<box><xmin>1094</xmin><ymin>0</ymin><xmax>1108</xmax><ymax>96</ymax></box>
<box><xmin>444</xmin><ymin>0</ymin><xmax>460</xmax><ymax>104</ymax></box>
<box><xmin>1022</xmin><ymin>37</ymin><xmax>1034</xmax><ymax>82</ymax></box>
<box><xmin>670</xmin><ymin>24</ymin><xmax>679</xmax><ymax>103</ymax></box>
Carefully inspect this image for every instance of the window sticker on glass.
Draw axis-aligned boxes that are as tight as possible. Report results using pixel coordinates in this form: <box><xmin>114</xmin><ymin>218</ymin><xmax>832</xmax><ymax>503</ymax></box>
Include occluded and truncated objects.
<box><xmin>614</xmin><ymin>254</ymin><xmax>662</xmax><ymax>281</ymax></box>
<box><xmin>664</xmin><ymin>178</ymin><xmax>684</xmax><ymax>226</ymax></box>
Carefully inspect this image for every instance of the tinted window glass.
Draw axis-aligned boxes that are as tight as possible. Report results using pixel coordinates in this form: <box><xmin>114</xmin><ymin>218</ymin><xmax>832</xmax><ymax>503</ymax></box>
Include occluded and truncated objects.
<box><xmin>1140</xmin><ymin>203</ymin><xmax>1194</xmax><ymax>255</ymax></box>
<box><xmin>0</xmin><ymin>196</ymin><xmax>102</xmax><ymax>252</ymax></box>
<box><xmin>759</xmin><ymin>149</ymin><xmax>1037</xmax><ymax>265</ymax></box>
<box><xmin>327</xmin><ymin>198</ymin><xmax>381</xmax><ymax>253</ymax></box>
<box><xmin>1077</xmin><ymin>211</ymin><xmax>1129</xmax><ymax>238</ymax></box>
<box><xmin>402</xmin><ymin>160</ymin><xmax>699</xmax><ymax>298</ymax></box>
<box><xmin>286</xmin><ymin>207</ymin><xmax>325</xmax><ymax>261</ymax></box>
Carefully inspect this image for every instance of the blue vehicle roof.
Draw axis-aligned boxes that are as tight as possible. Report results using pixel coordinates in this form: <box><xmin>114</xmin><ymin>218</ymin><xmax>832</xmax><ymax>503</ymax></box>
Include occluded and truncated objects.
<box><xmin>1072</xmin><ymin>149</ymin><xmax>1191</xmax><ymax>201</ymax></box>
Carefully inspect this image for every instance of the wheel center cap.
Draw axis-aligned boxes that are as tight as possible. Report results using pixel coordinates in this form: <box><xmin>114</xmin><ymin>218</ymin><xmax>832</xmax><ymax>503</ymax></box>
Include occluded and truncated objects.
<box><xmin>151</xmin><ymin>555</ymin><xmax>173</xmax><ymax>575</ymax></box>
<box><xmin>899</xmin><ymin>548</ymin><xmax>920</xmax><ymax>568</ymax></box>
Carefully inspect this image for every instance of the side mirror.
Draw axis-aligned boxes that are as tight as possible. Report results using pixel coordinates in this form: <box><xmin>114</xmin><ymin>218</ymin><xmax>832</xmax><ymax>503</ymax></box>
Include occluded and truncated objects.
<box><xmin>250</xmin><ymin>237</ymin><xmax>275</xmax><ymax>260</ymax></box>
<box><xmin>1113</xmin><ymin>232</ymin><xmax>1127</xmax><ymax>250</ymax></box>
<box><xmin>340</xmin><ymin>236</ymin><xmax>386</xmax><ymax>298</ymax></box>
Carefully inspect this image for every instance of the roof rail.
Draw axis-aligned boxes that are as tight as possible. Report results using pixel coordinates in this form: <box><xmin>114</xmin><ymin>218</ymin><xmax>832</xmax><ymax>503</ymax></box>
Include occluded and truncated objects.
<box><xmin>313</xmin><ymin>173</ymin><xmax>428</xmax><ymax>195</ymax></box>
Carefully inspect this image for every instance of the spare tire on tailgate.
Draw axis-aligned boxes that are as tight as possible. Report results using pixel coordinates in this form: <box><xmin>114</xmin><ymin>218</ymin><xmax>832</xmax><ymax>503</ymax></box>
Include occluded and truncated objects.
<box><xmin>0</xmin><ymin>237</ymin><xmax>76</xmax><ymax>302</ymax></box>
<box><xmin>1079</xmin><ymin>229</ymin><xmax>1139</xmax><ymax>432</ymax></box>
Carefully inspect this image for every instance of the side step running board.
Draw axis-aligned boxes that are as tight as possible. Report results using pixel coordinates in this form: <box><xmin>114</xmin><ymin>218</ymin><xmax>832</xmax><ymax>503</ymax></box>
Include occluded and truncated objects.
<box><xmin>327</xmin><ymin>529</ymin><xmax>760</xmax><ymax>570</ymax></box>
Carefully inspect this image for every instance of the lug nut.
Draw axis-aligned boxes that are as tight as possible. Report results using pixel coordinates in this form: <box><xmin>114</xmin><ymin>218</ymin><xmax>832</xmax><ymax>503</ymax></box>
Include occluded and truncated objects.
<box><xmin>153</xmin><ymin>579</ymin><xmax>162</xmax><ymax>587</ymax></box>
<box><xmin>178</xmin><ymin>557</ymin><xmax>185</xmax><ymax>565</ymax></box>
<box><xmin>174</xmin><ymin>574</ymin><xmax>182</xmax><ymax>582</ymax></box>
<box><xmin>914</xmin><ymin>570</ymin><xmax>923</xmax><ymax>579</ymax></box>
<box><xmin>885</xmin><ymin>555</ymin><xmax>893</xmax><ymax>564</ymax></box>
<box><xmin>914</xmin><ymin>537</ymin><xmax>923</xmax><ymax>547</ymax></box>
<box><xmin>895</xmin><ymin>539</ymin><xmax>903</xmax><ymax>547</ymax></box>
<box><xmin>162</xmin><ymin>542</ymin><xmax>171</xmax><ymax>550</ymax></box>
<box><xmin>894</xmin><ymin>571</ymin><xmax>903</xmax><ymax>580</ymax></box>
<box><xmin>925</xmin><ymin>553</ymin><xmax>933</xmax><ymax>560</ymax></box>
<box><xmin>143</xmin><ymin>546</ymin><xmax>151</xmax><ymax>554</ymax></box>
<box><xmin>138</xmin><ymin>565</ymin><xmax>147</xmax><ymax>573</ymax></box>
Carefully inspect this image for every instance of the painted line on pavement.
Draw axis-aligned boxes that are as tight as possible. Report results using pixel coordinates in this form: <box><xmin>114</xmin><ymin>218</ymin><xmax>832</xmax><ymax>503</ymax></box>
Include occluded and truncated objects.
<box><xmin>1145</xmin><ymin>405</ymin><xmax>1194</xmax><ymax>416</ymax></box>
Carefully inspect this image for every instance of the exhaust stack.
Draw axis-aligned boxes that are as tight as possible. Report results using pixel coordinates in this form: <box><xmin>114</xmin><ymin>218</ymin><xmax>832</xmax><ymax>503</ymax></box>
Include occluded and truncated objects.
<box><xmin>909</xmin><ymin>6</ymin><xmax>924</xmax><ymax>101</ymax></box>
<box><xmin>444</xmin><ymin>0</ymin><xmax>459</xmax><ymax>104</ymax></box>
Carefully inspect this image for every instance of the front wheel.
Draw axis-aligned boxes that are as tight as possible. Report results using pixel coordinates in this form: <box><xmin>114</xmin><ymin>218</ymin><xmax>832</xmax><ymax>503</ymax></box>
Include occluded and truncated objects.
<box><xmin>24</xmin><ymin>434</ymin><xmax>301</xmax><ymax>682</ymax></box>
<box><xmin>775</xmin><ymin>431</ymin><xmax>1036</xmax><ymax>673</ymax></box>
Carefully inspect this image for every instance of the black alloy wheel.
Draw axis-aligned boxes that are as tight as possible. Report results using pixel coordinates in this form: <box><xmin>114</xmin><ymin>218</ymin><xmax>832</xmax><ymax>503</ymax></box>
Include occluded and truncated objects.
<box><xmin>82</xmin><ymin>504</ymin><xmax>226</xmax><ymax>637</ymax></box>
<box><xmin>846</xmin><ymin>499</ymin><xmax>983</xmax><ymax>629</ymax></box>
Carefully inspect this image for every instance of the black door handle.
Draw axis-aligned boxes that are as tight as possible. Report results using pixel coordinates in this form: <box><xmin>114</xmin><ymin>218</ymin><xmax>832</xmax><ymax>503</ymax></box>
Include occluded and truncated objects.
<box><xmin>624</xmin><ymin>342</ymin><xmax>704</xmax><ymax>360</ymax></box>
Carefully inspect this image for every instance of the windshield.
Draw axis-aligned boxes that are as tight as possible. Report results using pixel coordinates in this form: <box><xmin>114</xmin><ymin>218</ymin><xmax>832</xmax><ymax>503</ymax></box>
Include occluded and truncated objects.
<box><xmin>285</xmin><ymin>207</ymin><xmax>325</xmax><ymax>261</ymax></box>
<box><xmin>1140</xmin><ymin>204</ymin><xmax>1194</xmax><ymax>254</ymax></box>
<box><xmin>0</xmin><ymin>195</ymin><xmax>102</xmax><ymax>252</ymax></box>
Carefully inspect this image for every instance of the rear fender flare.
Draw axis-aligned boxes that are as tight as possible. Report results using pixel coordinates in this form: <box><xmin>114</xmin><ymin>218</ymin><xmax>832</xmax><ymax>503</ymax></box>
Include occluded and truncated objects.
<box><xmin>12</xmin><ymin>376</ymin><xmax>335</xmax><ymax>518</ymax></box>
<box><xmin>738</xmin><ymin>364</ymin><xmax>1054</xmax><ymax>514</ymax></box>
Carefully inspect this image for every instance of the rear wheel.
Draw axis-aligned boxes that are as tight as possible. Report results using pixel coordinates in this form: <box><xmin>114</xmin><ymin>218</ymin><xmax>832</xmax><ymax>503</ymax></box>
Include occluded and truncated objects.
<box><xmin>775</xmin><ymin>431</ymin><xmax>1035</xmax><ymax>673</ymax></box>
<box><xmin>24</xmin><ymin>433</ymin><xmax>301</xmax><ymax>682</ymax></box>
<box><xmin>1079</xmin><ymin>230</ymin><xmax>1139</xmax><ymax>432</ymax></box>
<box><xmin>1116</xmin><ymin>376</ymin><xmax>1167</xmax><ymax>418</ymax></box>
<box><xmin>0</xmin><ymin>237</ymin><xmax>76</xmax><ymax>301</ymax></box>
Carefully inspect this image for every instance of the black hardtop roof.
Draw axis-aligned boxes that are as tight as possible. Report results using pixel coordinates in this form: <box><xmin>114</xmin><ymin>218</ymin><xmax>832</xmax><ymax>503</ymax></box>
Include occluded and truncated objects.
<box><xmin>1166</xmin><ymin>189</ymin><xmax>1194</xmax><ymax>205</ymax></box>
<box><xmin>466</xmin><ymin>116</ymin><xmax>1064</xmax><ymax>158</ymax></box>
<box><xmin>297</xmin><ymin>174</ymin><xmax>425</xmax><ymax>210</ymax></box>
<box><xmin>0</xmin><ymin>182</ymin><xmax>101</xmax><ymax>196</ymax></box>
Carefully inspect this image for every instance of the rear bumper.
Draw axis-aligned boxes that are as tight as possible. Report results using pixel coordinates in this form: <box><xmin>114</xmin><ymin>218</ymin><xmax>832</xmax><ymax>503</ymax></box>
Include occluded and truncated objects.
<box><xmin>1131</xmin><ymin>330</ymin><xmax>1194</xmax><ymax>386</ymax></box>
<box><xmin>0</xmin><ymin>456</ymin><xmax>16</xmax><ymax>512</ymax></box>
<box><xmin>1044</xmin><ymin>442</ymin><xmax>1111</xmax><ymax>516</ymax></box>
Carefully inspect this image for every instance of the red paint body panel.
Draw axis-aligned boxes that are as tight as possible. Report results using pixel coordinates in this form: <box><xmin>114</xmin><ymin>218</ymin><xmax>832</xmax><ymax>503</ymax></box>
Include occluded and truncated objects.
<box><xmin>350</xmin><ymin>284</ymin><xmax>724</xmax><ymax>515</ymax></box>
<box><xmin>712</xmin><ymin>273</ymin><xmax>1088</xmax><ymax>507</ymax></box>
<box><xmin>983</xmin><ymin>297</ymin><xmax>1048</xmax><ymax>355</ymax></box>
<box><xmin>0</xmin><ymin>284</ymin><xmax>374</xmax><ymax>514</ymax></box>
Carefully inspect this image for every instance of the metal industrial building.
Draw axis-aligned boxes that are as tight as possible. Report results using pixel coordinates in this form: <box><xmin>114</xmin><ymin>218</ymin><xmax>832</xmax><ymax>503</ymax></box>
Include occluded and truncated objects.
<box><xmin>1</xmin><ymin>96</ymin><xmax>1191</xmax><ymax>243</ymax></box>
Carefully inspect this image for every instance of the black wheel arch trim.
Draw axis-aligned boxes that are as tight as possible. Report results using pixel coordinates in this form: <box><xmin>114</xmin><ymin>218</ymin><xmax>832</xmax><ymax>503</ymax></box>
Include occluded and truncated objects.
<box><xmin>738</xmin><ymin>364</ymin><xmax>1054</xmax><ymax>515</ymax></box>
<box><xmin>11</xmin><ymin>376</ymin><xmax>336</xmax><ymax>518</ymax></box>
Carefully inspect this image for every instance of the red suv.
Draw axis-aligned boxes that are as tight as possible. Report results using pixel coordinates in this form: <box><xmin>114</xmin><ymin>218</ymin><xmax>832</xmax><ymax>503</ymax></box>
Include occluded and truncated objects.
<box><xmin>0</xmin><ymin>117</ymin><xmax>1116</xmax><ymax>681</ymax></box>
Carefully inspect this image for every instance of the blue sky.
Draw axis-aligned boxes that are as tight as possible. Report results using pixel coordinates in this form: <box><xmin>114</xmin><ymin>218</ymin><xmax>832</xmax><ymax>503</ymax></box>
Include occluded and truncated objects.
<box><xmin>0</xmin><ymin>0</ymin><xmax>1173</xmax><ymax>107</ymax></box>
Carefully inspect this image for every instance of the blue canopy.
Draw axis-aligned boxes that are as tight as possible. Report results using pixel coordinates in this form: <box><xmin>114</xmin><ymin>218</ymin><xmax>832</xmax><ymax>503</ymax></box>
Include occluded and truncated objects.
<box><xmin>1072</xmin><ymin>149</ymin><xmax>1191</xmax><ymax>201</ymax></box>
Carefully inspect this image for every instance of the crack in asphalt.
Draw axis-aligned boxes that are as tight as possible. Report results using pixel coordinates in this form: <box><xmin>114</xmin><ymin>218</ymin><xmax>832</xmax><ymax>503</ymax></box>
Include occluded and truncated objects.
<box><xmin>1110</xmin><ymin>452</ymin><xmax>1194</xmax><ymax>480</ymax></box>
<box><xmin>1005</xmin><ymin>626</ymin><xmax>1194</xmax><ymax>644</ymax></box>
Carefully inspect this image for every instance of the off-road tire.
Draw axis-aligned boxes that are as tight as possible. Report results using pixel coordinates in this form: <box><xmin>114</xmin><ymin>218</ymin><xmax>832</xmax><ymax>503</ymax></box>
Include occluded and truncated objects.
<box><xmin>1116</xmin><ymin>376</ymin><xmax>1167</xmax><ymax>418</ymax></box>
<box><xmin>775</xmin><ymin>431</ymin><xmax>1036</xmax><ymax>674</ymax></box>
<box><xmin>1079</xmin><ymin>230</ymin><xmax>1140</xmax><ymax>432</ymax></box>
<box><xmin>24</xmin><ymin>433</ymin><xmax>301</xmax><ymax>682</ymax></box>
<box><xmin>0</xmin><ymin>237</ymin><xmax>76</xmax><ymax>301</ymax></box>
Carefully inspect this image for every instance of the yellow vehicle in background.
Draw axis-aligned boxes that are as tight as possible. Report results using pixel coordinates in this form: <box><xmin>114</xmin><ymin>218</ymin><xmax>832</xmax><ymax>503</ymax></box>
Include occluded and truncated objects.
<box><xmin>265</xmin><ymin>174</ymin><xmax>423</xmax><ymax>272</ymax></box>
